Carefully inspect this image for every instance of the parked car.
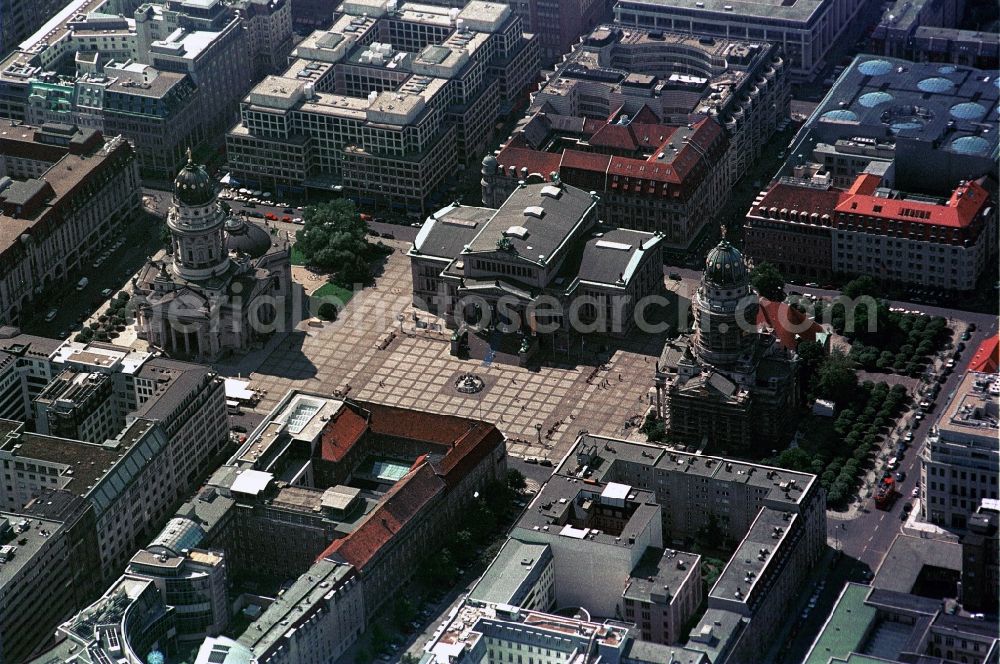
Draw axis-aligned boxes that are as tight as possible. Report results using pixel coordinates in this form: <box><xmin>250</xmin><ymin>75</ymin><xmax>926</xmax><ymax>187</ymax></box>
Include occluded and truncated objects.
<box><xmin>100</xmin><ymin>288</ymin><xmax>114</xmax><ymax>298</ymax></box>
<box><xmin>44</xmin><ymin>309</ymin><xmax>58</xmax><ymax>322</ymax></box>
<box><xmin>895</xmin><ymin>471</ymin><xmax>907</xmax><ymax>482</ymax></box>
<box><xmin>911</xmin><ymin>487</ymin><xmax>919</xmax><ymax>497</ymax></box>
<box><xmin>904</xmin><ymin>432</ymin><xmax>914</xmax><ymax>442</ymax></box>
<box><xmin>668</xmin><ymin>272</ymin><xmax>682</xmax><ymax>280</ymax></box>
<box><xmin>283</xmin><ymin>208</ymin><xmax>294</xmax><ymax>214</ymax></box>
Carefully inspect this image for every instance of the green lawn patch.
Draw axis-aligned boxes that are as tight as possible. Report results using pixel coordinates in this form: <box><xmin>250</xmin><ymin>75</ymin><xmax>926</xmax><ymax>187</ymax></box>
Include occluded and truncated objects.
<box><xmin>291</xmin><ymin>244</ymin><xmax>307</xmax><ymax>266</ymax></box>
<box><xmin>312</xmin><ymin>281</ymin><xmax>355</xmax><ymax>307</ymax></box>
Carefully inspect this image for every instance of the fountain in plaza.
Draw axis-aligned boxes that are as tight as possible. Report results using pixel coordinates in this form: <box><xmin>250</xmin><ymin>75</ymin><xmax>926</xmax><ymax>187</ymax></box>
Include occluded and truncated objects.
<box><xmin>455</xmin><ymin>373</ymin><xmax>485</xmax><ymax>394</ymax></box>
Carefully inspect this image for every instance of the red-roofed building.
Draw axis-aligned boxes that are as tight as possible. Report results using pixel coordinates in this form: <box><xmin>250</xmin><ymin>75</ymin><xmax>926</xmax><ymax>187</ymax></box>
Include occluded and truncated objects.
<box><xmin>744</xmin><ymin>173</ymin><xmax>997</xmax><ymax>290</ymax></box>
<box><xmin>485</xmin><ymin>111</ymin><xmax>729</xmax><ymax>251</ymax></box>
<box><xmin>968</xmin><ymin>336</ymin><xmax>999</xmax><ymax>374</ymax></box>
<box><xmin>319</xmin><ymin>461</ymin><xmax>447</xmax><ymax>613</ymax></box>
<box><xmin>756</xmin><ymin>299</ymin><xmax>827</xmax><ymax>351</ymax></box>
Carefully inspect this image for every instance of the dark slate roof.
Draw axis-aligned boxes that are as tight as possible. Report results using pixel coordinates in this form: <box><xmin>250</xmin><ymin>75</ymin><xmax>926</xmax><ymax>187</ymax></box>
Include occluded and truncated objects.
<box><xmin>411</xmin><ymin>205</ymin><xmax>490</xmax><ymax>259</ymax></box>
<box><xmin>811</xmin><ymin>55</ymin><xmax>999</xmax><ymax>157</ymax></box>
<box><xmin>465</xmin><ymin>183</ymin><xmax>596</xmax><ymax>265</ymax></box>
<box><xmin>573</xmin><ymin>228</ymin><xmax>661</xmax><ymax>287</ymax></box>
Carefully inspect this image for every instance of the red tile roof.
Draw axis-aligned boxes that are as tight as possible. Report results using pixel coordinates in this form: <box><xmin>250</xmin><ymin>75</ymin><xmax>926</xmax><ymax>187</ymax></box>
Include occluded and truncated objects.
<box><xmin>494</xmin><ymin>146</ymin><xmax>563</xmax><ymax>178</ymax></box>
<box><xmin>756</xmin><ymin>298</ymin><xmax>824</xmax><ymax>351</ymax></box>
<box><xmin>561</xmin><ymin>150</ymin><xmax>611</xmax><ymax>173</ymax></box>
<box><xmin>968</xmin><ymin>335</ymin><xmax>999</xmax><ymax>374</ymax></box>
<box><xmin>318</xmin><ymin>461</ymin><xmax>445</xmax><ymax>569</ymax></box>
<box><xmin>318</xmin><ymin>406</ymin><xmax>368</xmax><ymax>462</ymax></box>
<box><xmin>754</xmin><ymin>182</ymin><xmax>845</xmax><ymax>217</ymax></box>
<box><xmin>835</xmin><ymin>175</ymin><xmax>989</xmax><ymax>229</ymax></box>
<box><xmin>436</xmin><ymin>423</ymin><xmax>505</xmax><ymax>488</ymax></box>
<box><xmin>364</xmin><ymin>402</ymin><xmax>489</xmax><ymax>444</ymax></box>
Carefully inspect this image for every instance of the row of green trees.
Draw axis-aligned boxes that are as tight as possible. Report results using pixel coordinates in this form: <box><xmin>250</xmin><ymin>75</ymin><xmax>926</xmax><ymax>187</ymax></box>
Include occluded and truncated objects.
<box><xmin>770</xmin><ymin>380</ymin><xmax>908</xmax><ymax>507</ymax></box>
<box><xmin>75</xmin><ymin>292</ymin><xmax>131</xmax><ymax>343</ymax></box>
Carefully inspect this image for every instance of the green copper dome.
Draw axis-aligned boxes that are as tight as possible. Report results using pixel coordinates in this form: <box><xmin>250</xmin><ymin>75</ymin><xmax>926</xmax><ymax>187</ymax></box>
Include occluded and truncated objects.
<box><xmin>173</xmin><ymin>149</ymin><xmax>214</xmax><ymax>206</ymax></box>
<box><xmin>704</xmin><ymin>239</ymin><xmax>748</xmax><ymax>287</ymax></box>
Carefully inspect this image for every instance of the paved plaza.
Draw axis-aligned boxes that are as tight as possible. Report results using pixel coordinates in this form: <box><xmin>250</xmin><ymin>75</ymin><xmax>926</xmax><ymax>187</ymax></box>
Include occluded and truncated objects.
<box><xmin>218</xmin><ymin>244</ymin><xmax>666</xmax><ymax>461</ymax></box>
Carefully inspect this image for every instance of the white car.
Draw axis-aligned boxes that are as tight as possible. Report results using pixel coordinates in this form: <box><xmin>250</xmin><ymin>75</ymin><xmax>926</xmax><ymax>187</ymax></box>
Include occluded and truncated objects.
<box><xmin>44</xmin><ymin>309</ymin><xmax>58</xmax><ymax>322</ymax></box>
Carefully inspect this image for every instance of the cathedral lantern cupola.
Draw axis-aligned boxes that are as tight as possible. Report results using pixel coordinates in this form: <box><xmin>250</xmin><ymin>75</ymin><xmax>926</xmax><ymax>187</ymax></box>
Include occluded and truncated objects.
<box><xmin>693</xmin><ymin>230</ymin><xmax>759</xmax><ymax>368</ymax></box>
<box><xmin>167</xmin><ymin>148</ymin><xmax>230</xmax><ymax>281</ymax></box>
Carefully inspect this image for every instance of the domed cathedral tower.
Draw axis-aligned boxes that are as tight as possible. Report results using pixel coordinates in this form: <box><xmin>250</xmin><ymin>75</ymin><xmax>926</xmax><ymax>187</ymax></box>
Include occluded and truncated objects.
<box><xmin>168</xmin><ymin>149</ymin><xmax>230</xmax><ymax>281</ymax></box>
<box><xmin>131</xmin><ymin>149</ymin><xmax>291</xmax><ymax>362</ymax></box>
<box><xmin>693</xmin><ymin>231</ymin><xmax>759</xmax><ymax>369</ymax></box>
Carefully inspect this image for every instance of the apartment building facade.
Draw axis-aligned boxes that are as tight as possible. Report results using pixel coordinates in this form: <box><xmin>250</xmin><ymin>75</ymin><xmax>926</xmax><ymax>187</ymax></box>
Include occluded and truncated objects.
<box><xmin>0</xmin><ymin>0</ymin><xmax>285</xmax><ymax>178</ymax></box>
<box><xmin>0</xmin><ymin>122</ymin><xmax>140</xmax><ymax>326</ymax></box>
<box><xmin>921</xmin><ymin>373</ymin><xmax>1000</xmax><ymax>530</ymax></box>
<box><xmin>0</xmin><ymin>339</ymin><xmax>228</xmax><ymax>579</ymax></box>
<box><xmin>745</xmin><ymin>173</ymin><xmax>997</xmax><ymax>290</ymax></box>
<box><xmin>612</xmin><ymin>0</ymin><xmax>865</xmax><ymax>81</ymax></box>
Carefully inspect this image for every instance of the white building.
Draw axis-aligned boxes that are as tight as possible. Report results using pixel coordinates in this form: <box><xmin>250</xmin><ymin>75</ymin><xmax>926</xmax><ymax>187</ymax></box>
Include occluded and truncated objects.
<box><xmin>921</xmin><ymin>372</ymin><xmax>1000</xmax><ymax>530</ymax></box>
<box><xmin>613</xmin><ymin>0</ymin><xmax>866</xmax><ymax>82</ymax></box>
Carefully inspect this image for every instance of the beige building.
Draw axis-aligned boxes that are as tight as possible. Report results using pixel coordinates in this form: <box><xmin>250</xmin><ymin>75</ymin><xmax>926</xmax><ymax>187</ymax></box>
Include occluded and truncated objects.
<box><xmin>528</xmin><ymin>25</ymin><xmax>790</xmax><ymax>187</ymax></box>
<box><xmin>225</xmin><ymin>0</ymin><xmax>539</xmax><ymax>215</ymax></box>
<box><xmin>0</xmin><ymin>122</ymin><xmax>140</xmax><ymax>327</ymax></box>
<box><xmin>921</xmin><ymin>373</ymin><xmax>1000</xmax><ymax>531</ymax></box>
<box><xmin>0</xmin><ymin>0</ymin><xmax>282</xmax><ymax>178</ymax></box>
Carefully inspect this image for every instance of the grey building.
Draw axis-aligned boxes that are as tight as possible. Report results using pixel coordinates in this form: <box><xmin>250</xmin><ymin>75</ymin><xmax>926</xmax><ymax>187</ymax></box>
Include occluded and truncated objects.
<box><xmin>410</xmin><ymin>181</ymin><xmax>665</xmax><ymax>353</ymax></box>
<box><xmin>778</xmin><ymin>55</ymin><xmax>998</xmax><ymax>197</ymax></box>
<box><xmin>612</xmin><ymin>0</ymin><xmax>866</xmax><ymax>82</ymax></box>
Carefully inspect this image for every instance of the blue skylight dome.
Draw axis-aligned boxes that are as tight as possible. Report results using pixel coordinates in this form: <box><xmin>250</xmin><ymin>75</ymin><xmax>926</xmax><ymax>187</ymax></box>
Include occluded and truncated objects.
<box><xmin>938</xmin><ymin>65</ymin><xmax>957</xmax><ymax>74</ymax></box>
<box><xmin>890</xmin><ymin>121</ymin><xmax>923</xmax><ymax>133</ymax></box>
<box><xmin>950</xmin><ymin>136</ymin><xmax>991</xmax><ymax>156</ymax></box>
<box><xmin>821</xmin><ymin>109</ymin><xmax>859</xmax><ymax>122</ymax></box>
<box><xmin>858</xmin><ymin>60</ymin><xmax>892</xmax><ymax>76</ymax></box>
<box><xmin>917</xmin><ymin>77</ymin><xmax>954</xmax><ymax>93</ymax></box>
<box><xmin>859</xmin><ymin>92</ymin><xmax>893</xmax><ymax>107</ymax></box>
<box><xmin>950</xmin><ymin>102</ymin><xmax>987</xmax><ymax>121</ymax></box>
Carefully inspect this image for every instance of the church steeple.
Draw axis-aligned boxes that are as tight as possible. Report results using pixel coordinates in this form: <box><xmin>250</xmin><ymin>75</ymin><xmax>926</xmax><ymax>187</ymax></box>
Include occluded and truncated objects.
<box><xmin>693</xmin><ymin>237</ymin><xmax>758</xmax><ymax>368</ymax></box>
<box><xmin>167</xmin><ymin>155</ymin><xmax>229</xmax><ymax>281</ymax></box>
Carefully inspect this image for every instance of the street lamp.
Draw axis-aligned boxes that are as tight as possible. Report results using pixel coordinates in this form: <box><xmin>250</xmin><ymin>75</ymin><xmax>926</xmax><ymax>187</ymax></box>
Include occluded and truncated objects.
<box><xmin>535</xmin><ymin>422</ymin><xmax>542</xmax><ymax>445</ymax></box>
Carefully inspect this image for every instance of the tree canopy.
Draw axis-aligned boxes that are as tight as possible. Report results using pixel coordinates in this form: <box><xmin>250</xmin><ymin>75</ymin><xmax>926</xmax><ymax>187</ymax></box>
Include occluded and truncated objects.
<box><xmin>812</xmin><ymin>349</ymin><xmax>858</xmax><ymax>405</ymax></box>
<box><xmin>749</xmin><ymin>262</ymin><xmax>786</xmax><ymax>301</ymax></box>
<box><xmin>295</xmin><ymin>200</ymin><xmax>384</xmax><ymax>285</ymax></box>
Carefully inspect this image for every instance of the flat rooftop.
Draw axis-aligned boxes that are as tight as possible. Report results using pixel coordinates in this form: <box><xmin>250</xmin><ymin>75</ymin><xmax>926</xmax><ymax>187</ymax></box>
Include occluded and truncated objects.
<box><xmin>0</xmin><ymin>424</ymin><xmax>120</xmax><ymax>497</ymax></box>
<box><xmin>624</xmin><ymin>547</ymin><xmax>700</xmax><ymax>604</ymax></box>
<box><xmin>614</xmin><ymin>0</ymin><xmax>829</xmax><ymax>23</ymax></box>
<box><xmin>804</xmin><ymin>583</ymin><xmax>877</xmax><ymax>664</ymax></box>
<box><xmin>515</xmin><ymin>474</ymin><xmax>660</xmax><ymax>548</ymax></box>
<box><xmin>935</xmin><ymin>371</ymin><xmax>999</xmax><ymax>441</ymax></box>
<box><xmin>710</xmin><ymin>507</ymin><xmax>798</xmax><ymax>605</ymax></box>
<box><xmin>562</xmin><ymin>434</ymin><xmax>816</xmax><ymax>507</ymax></box>
<box><xmin>872</xmin><ymin>533</ymin><xmax>961</xmax><ymax>594</ymax></box>
<box><xmin>237</xmin><ymin>559</ymin><xmax>354</xmax><ymax>657</ymax></box>
<box><xmin>469</xmin><ymin>538</ymin><xmax>551</xmax><ymax>605</ymax></box>
<box><xmin>809</xmin><ymin>56</ymin><xmax>999</xmax><ymax>157</ymax></box>
<box><xmin>0</xmin><ymin>512</ymin><xmax>65</xmax><ymax>588</ymax></box>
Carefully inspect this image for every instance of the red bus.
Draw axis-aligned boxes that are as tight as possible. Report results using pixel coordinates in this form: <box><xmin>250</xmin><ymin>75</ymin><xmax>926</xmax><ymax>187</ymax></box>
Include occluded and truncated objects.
<box><xmin>875</xmin><ymin>476</ymin><xmax>896</xmax><ymax>510</ymax></box>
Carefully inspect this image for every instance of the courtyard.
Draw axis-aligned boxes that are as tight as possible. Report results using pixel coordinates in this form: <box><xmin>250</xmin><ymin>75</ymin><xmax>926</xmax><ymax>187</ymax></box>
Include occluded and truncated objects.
<box><xmin>217</xmin><ymin>244</ymin><xmax>666</xmax><ymax>461</ymax></box>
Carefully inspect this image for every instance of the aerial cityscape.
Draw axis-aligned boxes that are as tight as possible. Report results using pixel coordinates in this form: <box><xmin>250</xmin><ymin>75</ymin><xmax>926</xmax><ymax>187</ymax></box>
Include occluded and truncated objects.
<box><xmin>0</xmin><ymin>0</ymin><xmax>995</xmax><ymax>662</ymax></box>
